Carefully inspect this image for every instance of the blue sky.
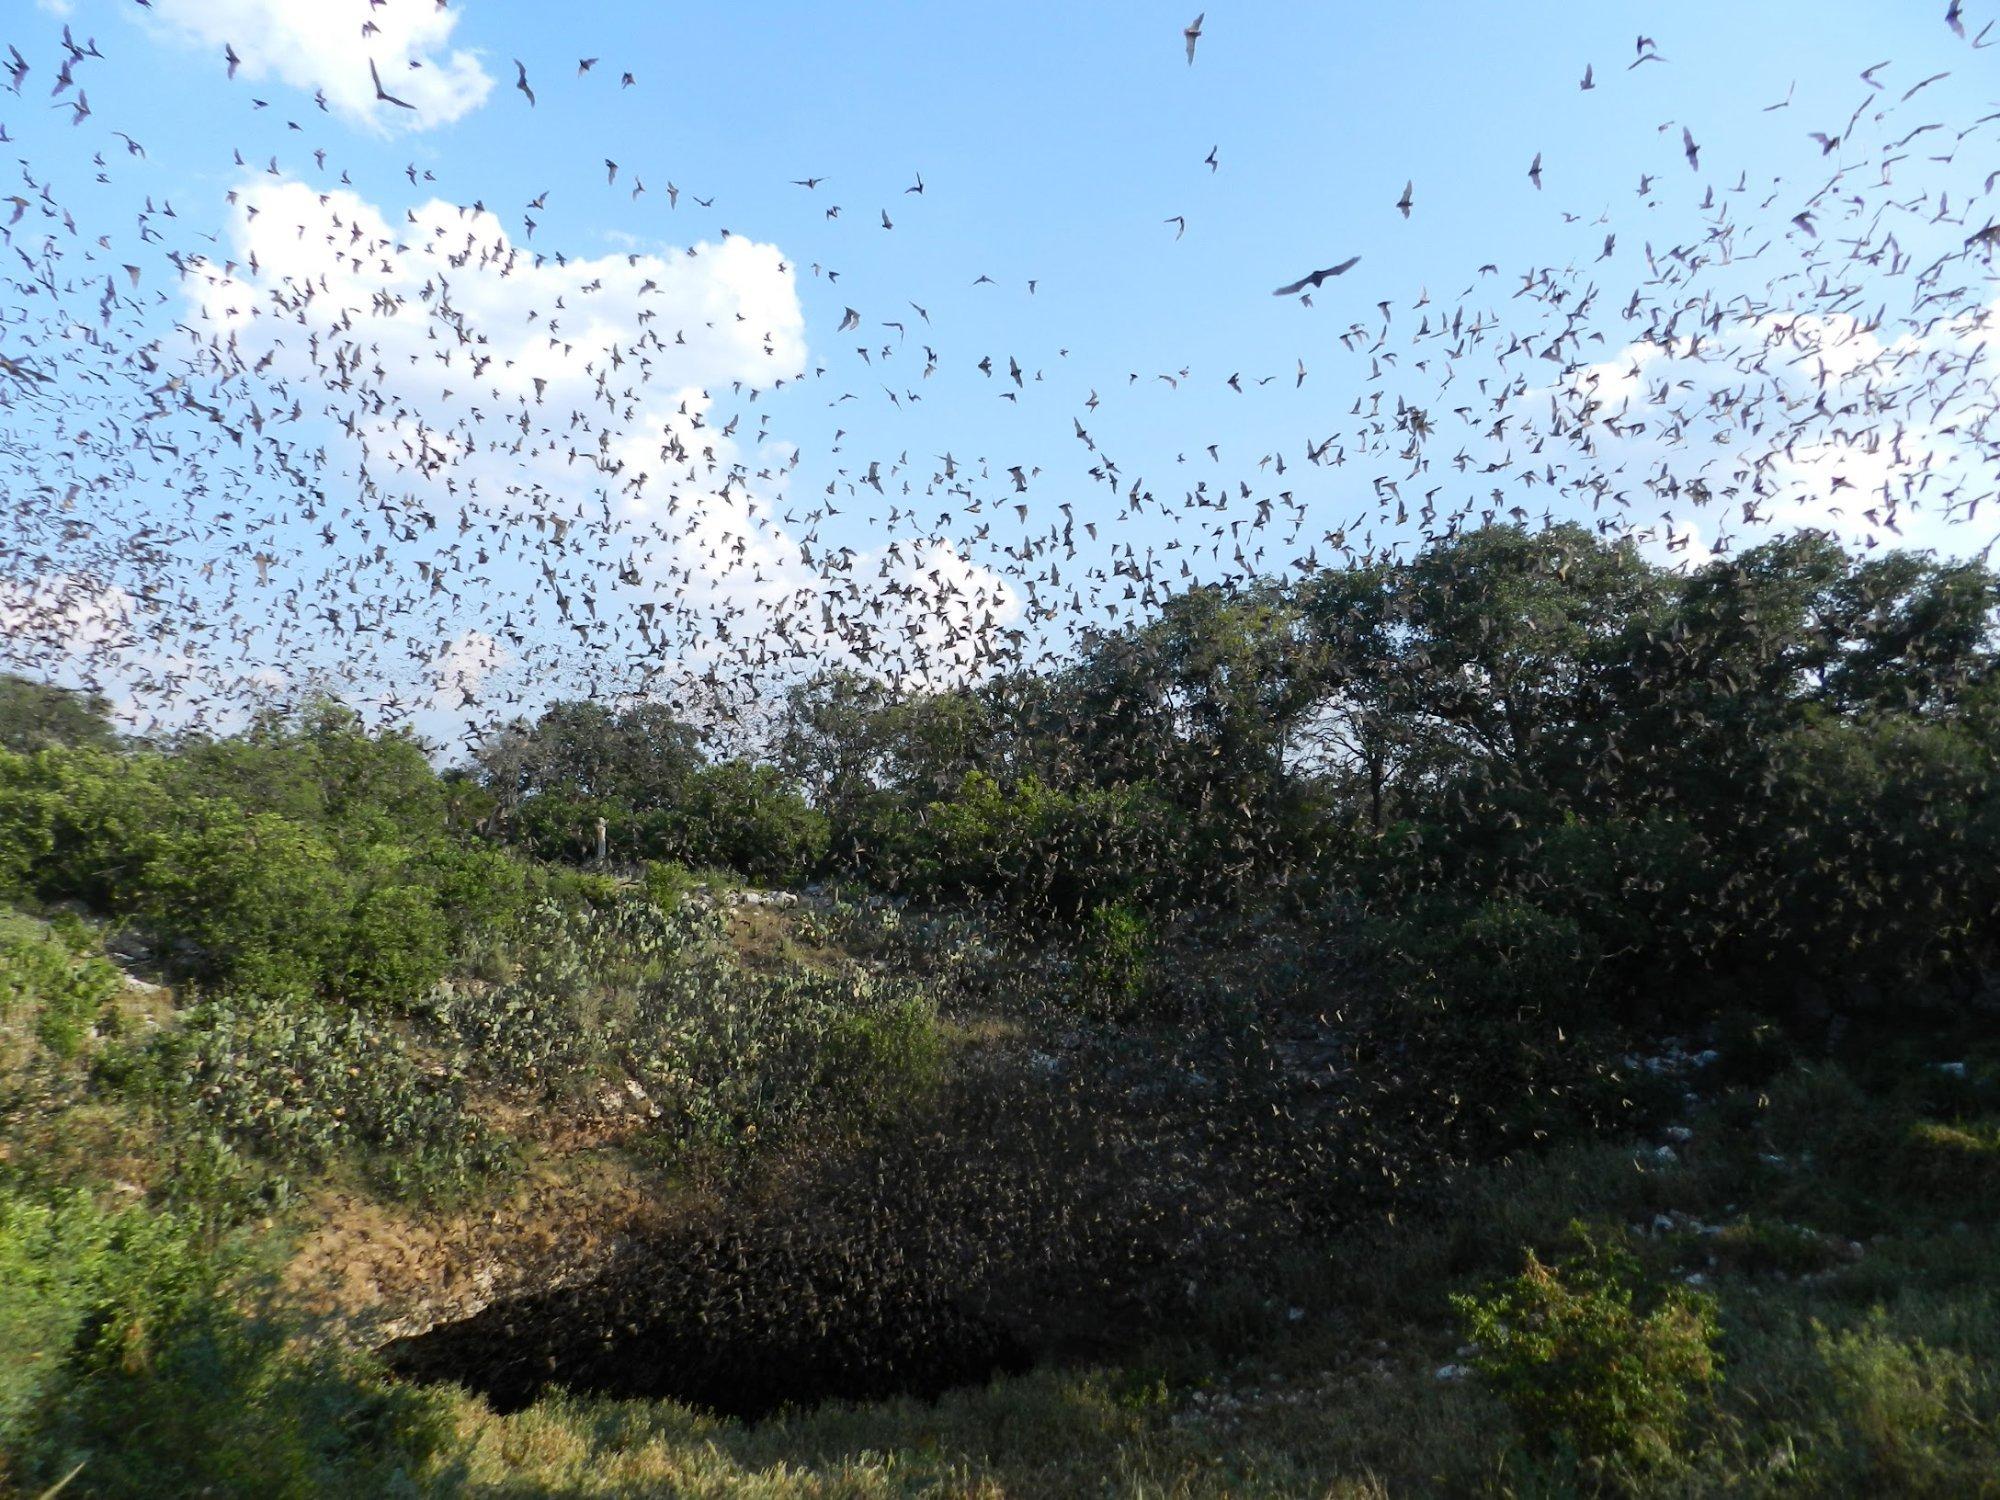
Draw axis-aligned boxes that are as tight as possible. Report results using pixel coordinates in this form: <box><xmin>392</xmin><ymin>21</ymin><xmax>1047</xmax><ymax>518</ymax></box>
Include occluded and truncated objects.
<box><xmin>2</xmin><ymin>0</ymin><xmax>1996</xmax><ymax>742</ymax></box>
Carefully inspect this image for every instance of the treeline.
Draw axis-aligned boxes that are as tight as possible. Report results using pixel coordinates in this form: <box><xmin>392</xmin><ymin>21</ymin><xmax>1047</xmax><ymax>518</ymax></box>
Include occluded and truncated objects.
<box><xmin>5</xmin><ymin>524</ymin><xmax>1997</xmax><ymax>1034</ymax></box>
<box><xmin>1</xmin><ymin>696</ymin><xmax>529</xmax><ymax>1006</ymax></box>
<box><xmin>769</xmin><ymin>524</ymin><xmax>2000</xmax><ymax>1029</ymax></box>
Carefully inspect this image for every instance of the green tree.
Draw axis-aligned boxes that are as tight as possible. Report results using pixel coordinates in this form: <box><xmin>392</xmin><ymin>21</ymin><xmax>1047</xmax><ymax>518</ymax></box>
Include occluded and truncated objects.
<box><xmin>0</xmin><ymin>674</ymin><xmax>119</xmax><ymax>754</ymax></box>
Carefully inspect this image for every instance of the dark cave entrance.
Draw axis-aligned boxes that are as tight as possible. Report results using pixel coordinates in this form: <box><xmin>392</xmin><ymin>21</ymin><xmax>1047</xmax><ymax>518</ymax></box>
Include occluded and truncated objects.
<box><xmin>383</xmin><ymin>1080</ymin><xmax>1229</xmax><ymax>1420</ymax></box>
<box><xmin>382</xmin><ymin>1260</ymin><xmax>1041</xmax><ymax>1421</ymax></box>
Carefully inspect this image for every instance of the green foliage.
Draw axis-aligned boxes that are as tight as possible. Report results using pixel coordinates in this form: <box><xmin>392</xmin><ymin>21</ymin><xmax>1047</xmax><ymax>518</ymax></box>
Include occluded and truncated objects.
<box><xmin>641</xmin><ymin>858</ymin><xmax>743</xmax><ymax>914</ymax></box>
<box><xmin>428</xmin><ymin>896</ymin><xmax>943</xmax><ymax>1155</ymax></box>
<box><xmin>1895</xmin><ymin>1118</ymin><xmax>2000</xmax><ymax>1201</ymax></box>
<box><xmin>475</xmin><ymin>700</ymin><xmax>828</xmax><ymax>885</ymax></box>
<box><xmin>1075</xmin><ymin>901</ymin><xmax>1157</xmax><ymax>1016</ymax></box>
<box><xmin>124</xmin><ymin>989</ymin><xmax>509</xmax><ymax>1199</ymax></box>
<box><xmin>0</xmin><ymin>673</ymin><xmax>119</xmax><ymax>755</ymax></box>
<box><xmin>0</xmin><ymin>913</ymin><xmax>121</xmax><ymax>1061</ymax></box>
<box><xmin>674</xmin><ymin>760</ymin><xmax>830</xmax><ymax>886</ymax></box>
<box><xmin>1747</xmin><ymin>712</ymin><xmax>2000</xmax><ymax>996</ymax></box>
<box><xmin>0</xmin><ymin>745</ymin><xmax>173</xmax><ymax>906</ymax></box>
<box><xmin>1365</xmin><ymin>893</ymin><xmax>1597</xmax><ymax>1020</ymax></box>
<box><xmin>1453</xmin><ymin>1224</ymin><xmax>1721</xmax><ymax>1467</ymax></box>
<box><xmin>1705</xmin><ymin>1217</ymin><xmax>1844</xmax><ymax>1278</ymax></box>
<box><xmin>0</xmin><ymin>1187</ymin><xmax>450</xmax><ymax>1497</ymax></box>
<box><xmin>338</xmin><ymin>883</ymin><xmax>453</xmax><ymax>1010</ymax></box>
<box><xmin>862</xmin><ymin>769</ymin><xmax>1167</xmax><ymax>918</ymax></box>
<box><xmin>0</xmin><ymin>706</ymin><xmax>526</xmax><ymax>1007</ymax></box>
<box><xmin>524</xmin><ymin>861</ymin><xmax>625</xmax><ymax>912</ymax></box>
<box><xmin>417</xmin><ymin>842</ymin><xmax>528</xmax><ymax>951</ymax></box>
<box><xmin>1813</xmin><ymin>1314</ymin><xmax>1981</xmax><ymax>1489</ymax></box>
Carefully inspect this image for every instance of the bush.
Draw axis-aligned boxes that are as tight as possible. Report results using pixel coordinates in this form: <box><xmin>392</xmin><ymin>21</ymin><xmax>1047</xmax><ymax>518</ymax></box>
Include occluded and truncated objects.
<box><xmin>1893</xmin><ymin>1118</ymin><xmax>2000</xmax><ymax>1204</ymax></box>
<box><xmin>1367</xmin><ymin>894</ymin><xmax>1598</xmax><ymax>1020</ymax></box>
<box><xmin>0</xmin><ymin>729</ymin><xmax>532</xmax><ymax>1008</ymax></box>
<box><xmin>642</xmin><ymin>858</ymin><xmax>735</xmax><ymax>914</ymax></box>
<box><xmin>1453</xmin><ymin>1224</ymin><xmax>1721</xmax><ymax>1467</ymax></box>
<box><xmin>128</xmin><ymin>989</ymin><xmax>509</xmax><ymax>1200</ymax></box>
<box><xmin>524</xmin><ymin>862</ymin><xmax>625</xmax><ymax>913</ymax></box>
<box><xmin>418</xmin><ymin>843</ymin><xmax>527</xmax><ymax>949</ymax></box>
<box><xmin>0</xmin><ymin>912</ymin><xmax>121</xmax><ymax>1062</ymax></box>
<box><xmin>338</xmin><ymin>883</ymin><xmax>453</xmax><ymax>1009</ymax></box>
<box><xmin>1705</xmin><ymin>1217</ymin><xmax>1843</xmax><ymax>1278</ymax></box>
<box><xmin>671</xmin><ymin>761</ymin><xmax>829</xmax><ymax>886</ymax></box>
<box><xmin>130</xmin><ymin>808</ymin><xmax>350</xmax><ymax>996</ymax></box>
<box><xmin>822</xmin><ymin>993</ymin><xmax>946</xmax><ymax>1118</ymax></box>
<box><xmin>0</xmin><ymin>746</ymin><xmax>173</xmax><ymax>906</ymax></box>
<box><xmin>429</xmin><ymin>896</ymin><xmax>945</xmax><ymax>1156</ymax></box>
<box><xmin>864</xmin><ymin>770</ymin><xmax>1166</xmax><ymax>918</ymax></box>
<box><xmin>0</xmin><ymin>1187</ymin><xmax>452</xmax><ymax>1496</ymax></box>
<box><xmin>1076</xmin><ymin>901</ymin><xmax>1157</xmax><ymax>1016</ymax></box>
<box><xmin>1815</xmin><ymin>1315</ymin><xmax>1980</xmax><ymax>1488</ymax></box>
<box><xmin>1746</xmin><ymin>715</ymin><xmax>2000</xmax><ymax>1000</ymax></box>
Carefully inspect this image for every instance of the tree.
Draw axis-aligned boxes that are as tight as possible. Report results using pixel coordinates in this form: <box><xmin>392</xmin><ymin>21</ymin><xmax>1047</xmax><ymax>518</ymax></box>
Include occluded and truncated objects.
<box><xmin>0</xmin><ymin>675</ymin><xmax>119</xmax><ymax>754</ymax></box>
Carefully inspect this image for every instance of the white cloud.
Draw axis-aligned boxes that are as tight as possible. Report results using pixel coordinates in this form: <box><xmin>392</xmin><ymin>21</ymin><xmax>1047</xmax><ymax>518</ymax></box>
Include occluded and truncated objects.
<box><xmin>1631</xmin><ymin>514</ymin><xmax>1716</xmax><ymax>572</ymax></box>
<box><xmin>1533</xmin><ymin>289</ymin><xmax>1999</xmax><ymax>564</ymax></box>
<box><xmin>424</xmin><ymin>628</ymin><xmax>509</xmax><ymax>704</ymax></box>
<box><xmin>142</xmin><ymin>0</ymin><xmax>492</xmax><ymax>133</ymax></box>
<box><xmin>169</xmin><ymin>176</ymin><xmax>1018</xmax><ymax>734</ymax></box>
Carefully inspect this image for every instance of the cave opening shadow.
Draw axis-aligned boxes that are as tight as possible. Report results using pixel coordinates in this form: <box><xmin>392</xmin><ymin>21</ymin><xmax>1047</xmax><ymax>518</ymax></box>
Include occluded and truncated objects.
<box><xmin>385</xmin><ymin>1282</ymin><xmax>1039</xmax><ymax>1422</ymax></box>
<box><xmin>386</xmin><ymin>1081</ymin><xmax>1205</xmax><ymax>1421</ymax></box>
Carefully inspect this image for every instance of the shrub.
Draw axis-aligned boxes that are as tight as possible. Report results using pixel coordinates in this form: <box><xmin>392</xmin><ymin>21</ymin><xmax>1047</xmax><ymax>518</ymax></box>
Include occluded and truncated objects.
<box><xmin>1705</xmin><ymin>1217</ymin><xmax>1843</xmax><ymax>1278</ymax></box>
<box><xmin>130</xmin><ymin>808</ymin><xmax>349</xmax><ymax>995</ymax></box>
<box><xmin>0</xmin><ymin>752</ymin><xmax>56</xmax><ymax>897</ymax></box>
<box><xmin>642</xmin><ymin>858</ymin><xmax>736</xmax><ymax>914</ymax></box>
<box><xmin>1893</xmin><ymin>1118</ymin><xmax>2000</xmax><ymax>1204</ymax></box>
<box><xmin>1815</xmin><ymin>1315</ymin><xmax>1979</xmax><ymax>1487</ymax></box>
<box><xmin>1367</xmin><ymin>894</ymin><xmax>1598</xmax><ymax>1020</ymax></box>
<box><xmin>129</xmin><ymin>989</ymin><xmax>509</xmax><ymax>1200</ymax></box>
<box><xmin>524</xmin><ymin>862</ymin><xmax>625</xmax><ymax>913</ymax></box>
<box><xmin>1453</xmin><ymin>1224</ymin><xmax>1721</xmax><ymax>1467</ymax></box>
<box><xmin>418</xmin><ymin>842</ymin><xmax>527</xmax><ymax>950</ymax></box>
<box><xmin>0</xmin><ymin>1187</ymin><xmax>451</xmax><ymax>1497</ymax></box>
<box><xmin>672</xmin><ymin>760</ymin><xmax>829</xmax><ymax>886</ymax></box>
<box><xmin>337</xmin><ymin>883</ymin><xmax>452</xmax><ymax>1009</ymax></box>
<box><xmin>822</xmin><ymin>993</ymin><xmax>946</xmax><ymax>1118</ymax></box>
<box><xmin>1076</xmin><ymin>901</ymin><xmax>1157</xmax><ymax>1017</ymax></box>
<box><xmin>1743</xmin><ymin>716</ymin><xmax>2000</xmax><ymax>1001</ymax></box>
<box><xmin>629</xmin><ymin>955</ymin><xmax>947</xmax><ymax>1154</ymax></box>
<box><xmin>429</xmin><ymin>896</ymin><xmax>946</xmax><ymax>1155</ymax></box>
<box><xmin>0</xmin><ymin>732</ymin><xmax>531</xmax><ymax>1008</ymax></box>
<box><xmin>0</xmin><ymin>746</ymin><xmax>173</xmax><ymax>907</ymax></box>
<box><xmin>0</xmin><ymin>913</ymin><xmax>121</xmax><ymax>1062</ymax></box>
